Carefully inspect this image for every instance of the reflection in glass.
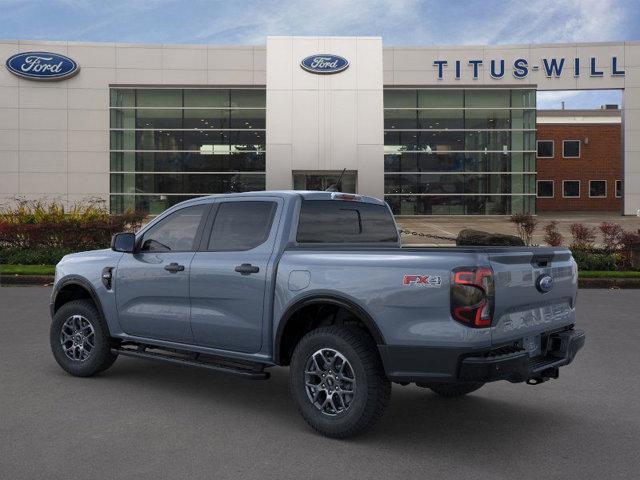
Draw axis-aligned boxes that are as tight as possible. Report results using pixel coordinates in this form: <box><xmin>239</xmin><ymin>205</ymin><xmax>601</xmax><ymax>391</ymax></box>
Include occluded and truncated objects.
<box><xmin>384</xmin><ymin>174</ymin><xmax>535</xmax><ymax>195</ymax></box>
<box><xmin>110</xmin><ymin>194</ymin><xmax>205</xmax><ymax>216</ymax></box>
<box><xmin>109</xmin><ymin>88</ymin><xmax>266</xmax><ymax>214</ymax></box>
<box><xmin>110</xmin><ymin>173</ymin><xmax>266</xmax><ymax>194</ymax></box>
<box><xmin>418</xmin><ymin>109</ymin><xmax>464</xmax><ymax>129</ymax></box>
<box><xmin>384</xmin><ymin>194</ymin><xmax>536</xmax><ymax>215</ymax></box>
<box><xmin>110</xmin><ymin>151</ymin><xmax>265</xmax><ymax>173</ymax></box>
<box><xmin>136</xmin><ymin>89</ymin><xmax>182</xmax><ymax>108</ymax></box>
<box><xmin>418</xmin><ymin>90</ymin><xmax>463</xmax><ymax>108</ymax></box>
<box><xmin>293</xmin><ymin>171</ymin><xmax>357</xmax><ymax>193</ymax></box>
<box><xmin>383</xmin><ymin>88</ymin><xmax>536</xmax><ymax>215</ymax></box>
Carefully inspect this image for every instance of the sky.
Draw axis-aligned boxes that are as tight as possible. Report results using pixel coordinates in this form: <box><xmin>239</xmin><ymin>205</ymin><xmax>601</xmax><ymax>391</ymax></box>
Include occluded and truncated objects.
<box><xmin>1</xmin><ymin>0</ymin><xmax>638</xmax><ymax>108</ymax></box>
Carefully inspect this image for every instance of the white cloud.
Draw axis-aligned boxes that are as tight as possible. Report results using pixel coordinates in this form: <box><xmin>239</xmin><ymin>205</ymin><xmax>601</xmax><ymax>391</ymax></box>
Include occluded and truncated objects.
<box><xmin>537</xmin><ymin>89</ymin><xmax>622</xmax><ymax>109</ymax></box>
<box><xmin>481</xmin><ymin>0</ymin><xmax>626</xmax><ymax>45</ymax></box>
<box><xmin>0</xmin><ymin>0</ymin><xmax>634</xmax><ymax>47</ymax></box>
<box><xmin>537</xmin><ymin>91</ymin><xmax>583</xmax><ymax>109</ymax></box>
<box><xmin>189</xmin><ymin>0</ymin><xmax>631</xmax><ymax>46</ymax></box>
<box><xmin>193</xmin><ymin>0</ymin><xmax>420</xmax><ymax>44</ymax></box>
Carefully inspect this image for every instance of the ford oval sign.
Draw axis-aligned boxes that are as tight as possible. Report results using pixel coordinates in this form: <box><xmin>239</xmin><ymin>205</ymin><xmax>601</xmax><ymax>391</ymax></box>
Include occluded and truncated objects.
<box><xmin>301</xmin><ymin>54</ymin><xmax>349</xmax><ymax>74</ymax></box>
<box><xmin>536</xmin><ymin>274</ymin><xmax>554</xmax><ymax>293</ymax></box>
<box><xmin>5</xmin><ymin>52</ymin><xmax>79</xmax><ymax>81</ymax></box>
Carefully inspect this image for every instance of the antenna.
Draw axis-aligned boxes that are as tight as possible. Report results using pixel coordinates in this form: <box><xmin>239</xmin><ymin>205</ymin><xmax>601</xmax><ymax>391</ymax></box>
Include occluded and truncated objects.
<box><xmin>325</xmin><ymin>168</ymin><xmax>347</xmax><ymax>192</ymax></box>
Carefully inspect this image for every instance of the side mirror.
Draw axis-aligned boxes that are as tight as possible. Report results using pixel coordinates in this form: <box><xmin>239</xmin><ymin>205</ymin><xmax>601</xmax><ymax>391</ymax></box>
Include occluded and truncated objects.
<box><xmin>111</xmin><ymin>232</ymin><xmax>136</xmax><ymax>253</ymax></box>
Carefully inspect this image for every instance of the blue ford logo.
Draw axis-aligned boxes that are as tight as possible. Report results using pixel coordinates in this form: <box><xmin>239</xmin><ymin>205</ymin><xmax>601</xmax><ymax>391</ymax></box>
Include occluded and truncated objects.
<box><xmin>6</xmin><ymin>52</ymin><xmax>79</xmax><ymax>80</ymax></box>
<box><xmin>536</xmin><ymin>274</ymin><xmax>554</xmax><ymax>293</ymax></box>
<box><xmin>300</xmin><ymin>54</ymin><xmax>349</xmax><ymax>74</ymax></box>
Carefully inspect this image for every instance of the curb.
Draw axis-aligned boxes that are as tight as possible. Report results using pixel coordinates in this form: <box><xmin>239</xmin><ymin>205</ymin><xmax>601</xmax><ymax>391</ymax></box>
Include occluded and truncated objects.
<box><xmin>0</xmin><ymin>274</ymin><xmax>54</xmax><ymax>286</ymax></box>
<box><xmin>578</xmin><ymin>278</ymin><xmax>640</xmax><ymax>289</ymax></box>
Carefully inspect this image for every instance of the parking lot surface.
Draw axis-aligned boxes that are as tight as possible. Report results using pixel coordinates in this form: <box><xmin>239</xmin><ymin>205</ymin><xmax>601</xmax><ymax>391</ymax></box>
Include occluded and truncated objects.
<box><xmin>1</xmin><ymin>287</ymin><xmax>639</xmax><ymax>479</ymax></box>
<box><xmin>398</xmin><ymin>212</ymin><xmax>640</xmax><ymax>245</ymax></box>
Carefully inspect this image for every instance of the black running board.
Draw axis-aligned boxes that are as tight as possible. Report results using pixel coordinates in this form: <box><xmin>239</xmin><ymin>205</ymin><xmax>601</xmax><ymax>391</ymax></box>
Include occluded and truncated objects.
<box><xmin>111</xmin><ymin>347</ymin><xmax>270</xmax><ymax>380</ymax></box>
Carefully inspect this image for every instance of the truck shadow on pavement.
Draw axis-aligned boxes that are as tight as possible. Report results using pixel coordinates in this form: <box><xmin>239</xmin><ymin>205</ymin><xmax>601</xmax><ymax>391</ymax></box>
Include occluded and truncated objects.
<box><xmin>88</xmin><ymin>356</ymin><xmax>572</xmax><ymax>451</ymax></box>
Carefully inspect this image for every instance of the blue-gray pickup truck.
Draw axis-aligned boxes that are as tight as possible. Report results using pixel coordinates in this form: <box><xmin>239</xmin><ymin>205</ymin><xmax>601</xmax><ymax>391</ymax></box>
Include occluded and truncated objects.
<box><xmin>50</xmin><ymin>190</ymin><xmax>585</xmax><ymax>438</ymax></box>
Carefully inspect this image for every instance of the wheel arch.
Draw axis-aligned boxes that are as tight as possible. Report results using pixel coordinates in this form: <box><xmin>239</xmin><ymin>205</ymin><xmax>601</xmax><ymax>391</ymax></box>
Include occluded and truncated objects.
<box><xmin>52</xmin><ymin>276</ymin><xmax>107</xmax><ymax>324</ymax></box>
<box><xmin>274</xmin><ymin>294</ymin><xmax>386</xmax><ymax>366</ymax></box>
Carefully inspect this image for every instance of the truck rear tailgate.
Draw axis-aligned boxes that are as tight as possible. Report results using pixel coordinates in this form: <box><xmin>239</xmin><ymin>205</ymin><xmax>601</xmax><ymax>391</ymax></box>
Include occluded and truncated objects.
<box><xmin>488</xmin><ymin>247</ymin><xmax>578</xmax><ymax>354</ymax></box>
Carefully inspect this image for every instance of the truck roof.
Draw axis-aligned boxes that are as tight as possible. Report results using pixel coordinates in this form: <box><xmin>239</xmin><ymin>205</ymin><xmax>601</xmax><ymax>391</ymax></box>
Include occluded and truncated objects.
<box><xmin>178</xmin><ymin>190</ymin><xmax>387</xmax><ymax>207</ymax></box>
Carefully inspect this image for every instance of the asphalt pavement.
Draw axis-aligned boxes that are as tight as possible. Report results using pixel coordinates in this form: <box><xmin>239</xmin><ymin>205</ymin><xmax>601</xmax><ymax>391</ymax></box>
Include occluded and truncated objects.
<box><xmin>1</xmin><ymin>287</ymin><xmax>639</xmax><ymax>479</ymax></box>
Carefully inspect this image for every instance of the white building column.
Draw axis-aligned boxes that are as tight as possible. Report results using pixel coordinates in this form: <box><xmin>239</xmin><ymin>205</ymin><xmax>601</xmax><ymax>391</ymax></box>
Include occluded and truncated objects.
<box><xmin>624</xmin><ymin>43</ymin><xmax>640</xmax><ymax>214</ymax></box>
<box><xmin>265</xmin><ymin>36</ymin><xmax>384</xmax><ymax>199</ymax></box>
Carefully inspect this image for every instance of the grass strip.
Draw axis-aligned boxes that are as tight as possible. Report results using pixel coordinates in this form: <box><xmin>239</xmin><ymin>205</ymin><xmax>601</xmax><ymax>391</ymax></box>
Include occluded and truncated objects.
<box><xmin>0</xmin><ymin>264</ymin><xmax>56</xmax><ymax>275</ymax></box>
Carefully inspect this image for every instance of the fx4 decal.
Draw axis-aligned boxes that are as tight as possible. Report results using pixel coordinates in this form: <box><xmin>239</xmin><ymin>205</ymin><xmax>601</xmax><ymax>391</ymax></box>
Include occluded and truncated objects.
<box><xmin>403</xmin><ymin>274</ymin><xmax>442</xmax><ymax>287</ymax></box>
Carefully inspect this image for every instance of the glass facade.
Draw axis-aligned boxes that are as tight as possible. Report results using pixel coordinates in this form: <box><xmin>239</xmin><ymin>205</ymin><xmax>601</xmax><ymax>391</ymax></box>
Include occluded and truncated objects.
<box><xmin>293</xmin><ymin>171</ymin><xmax>358</xmax><ymax>193</ymax></box>
<box><xmin>383</xmin><ymin>89</ymin><xmax>536</xmax><ymax>215</ymax></box>
<box><xmin>110</xmin><ymin>88</ymin><xmax>266</xmax><ymax>214</ymax></box>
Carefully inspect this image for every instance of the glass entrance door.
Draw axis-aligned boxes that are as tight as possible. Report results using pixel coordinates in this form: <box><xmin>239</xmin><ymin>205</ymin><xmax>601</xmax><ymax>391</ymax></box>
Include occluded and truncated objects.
<box><xmin>292</xmin><ymin>170</ymin><xmax>357</xmax><ymax>193</ymax></box>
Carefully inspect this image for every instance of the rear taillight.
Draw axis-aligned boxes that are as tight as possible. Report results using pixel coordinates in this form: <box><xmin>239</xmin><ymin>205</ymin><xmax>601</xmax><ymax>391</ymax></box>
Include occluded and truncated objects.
<box><xmin>450</xmin><ymin>266</ymin><xmax>494</xmax><ymax>328</ymax></box>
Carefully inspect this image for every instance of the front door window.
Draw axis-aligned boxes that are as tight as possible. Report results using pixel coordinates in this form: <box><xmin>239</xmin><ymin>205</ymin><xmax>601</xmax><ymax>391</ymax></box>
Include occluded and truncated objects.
<box><xmin>140</xmin><ymin>205</ymin><xmax>207</xmax><ymax>252</ymax></box>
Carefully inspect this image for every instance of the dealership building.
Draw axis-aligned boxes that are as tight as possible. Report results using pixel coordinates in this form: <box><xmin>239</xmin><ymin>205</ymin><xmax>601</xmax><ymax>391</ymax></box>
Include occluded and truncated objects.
<box><xmin>1</xmin><ymin>36</ymin><xmax>639</xmax><ymax>215</ymax></box>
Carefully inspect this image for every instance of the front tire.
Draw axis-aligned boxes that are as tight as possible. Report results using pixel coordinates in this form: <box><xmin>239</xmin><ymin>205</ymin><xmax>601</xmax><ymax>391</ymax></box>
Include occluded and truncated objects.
<box><xmin>50</xmin><ymin>299</ymin><xmax>118</xmax><ymax>377</ymax></box>
<box><xmin>289</xmin><ymin>326</ymin><xmax>391</xmax><ymax>438</ymax></box>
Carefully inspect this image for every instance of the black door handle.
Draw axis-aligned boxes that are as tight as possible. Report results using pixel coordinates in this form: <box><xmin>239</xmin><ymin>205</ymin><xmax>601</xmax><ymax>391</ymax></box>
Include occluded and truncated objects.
<box><xmin>164</xmin><ymin>262</ymin><xmax>185</xmax><ymax>273</ymax></box>
<box><xmin>235</xmin><ymin>263</ymin><xmax>260</xmax><ymax>275</ymax></box>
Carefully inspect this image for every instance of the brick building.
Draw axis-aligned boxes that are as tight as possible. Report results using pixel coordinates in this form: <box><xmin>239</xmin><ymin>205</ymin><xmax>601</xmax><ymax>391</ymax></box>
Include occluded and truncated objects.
<box><xmin>536</xmin><ymin>108</ymin><xmax>622</xmax><ymax>213</ymax></box>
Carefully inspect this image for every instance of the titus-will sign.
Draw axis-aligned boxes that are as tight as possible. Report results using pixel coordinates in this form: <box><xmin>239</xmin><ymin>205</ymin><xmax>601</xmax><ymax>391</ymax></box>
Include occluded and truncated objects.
<box><xmin>5</xmin><ymin>52</ymin><xmax>80</xmax><ymax>80</ymax></box>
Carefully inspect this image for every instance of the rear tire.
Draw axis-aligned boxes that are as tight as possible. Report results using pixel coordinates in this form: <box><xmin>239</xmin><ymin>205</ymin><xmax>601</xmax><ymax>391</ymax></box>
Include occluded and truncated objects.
<box><xmin>424</xmin><ymin>382</ymin><xmax>484</xmax><ymax>398</ymax></box>
<box><xmin>289</xmin><ymin>326</ymin><xmax>391</xmax><ymax>439</ymax></box>
<box><xmin>50</xmin><ymin>299</ymin><xmax>118</xmax><ymax>377</ymax></box>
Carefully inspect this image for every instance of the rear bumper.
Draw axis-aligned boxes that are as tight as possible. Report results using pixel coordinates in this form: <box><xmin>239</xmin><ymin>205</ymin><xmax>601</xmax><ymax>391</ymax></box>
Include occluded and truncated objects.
<box><xmin>379</xmin><ymin>328</ymin><xmax>585</xmax><ymax>384</ymax></box>
<box><xmin>458</xmin><ymin>328</ymin><xmax>585</xmax><ymax>383</ymax></box>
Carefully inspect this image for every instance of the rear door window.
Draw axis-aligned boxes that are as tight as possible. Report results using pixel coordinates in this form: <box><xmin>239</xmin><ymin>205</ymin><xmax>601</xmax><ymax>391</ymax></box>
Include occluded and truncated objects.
<box><xmin>207</xmin><ymin>201</ymin><xmax>277</xmax><ymax>251</ymax></box>
<box><xmin>296</xmin><ymin>200</ymin><xmax>398</xmax><ymax>243</ymax></box>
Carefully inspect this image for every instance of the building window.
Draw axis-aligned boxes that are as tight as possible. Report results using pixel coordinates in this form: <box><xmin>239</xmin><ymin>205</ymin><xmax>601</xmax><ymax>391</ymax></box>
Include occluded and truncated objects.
<box><xmin>589</xmin><ymin>180</ymin><xmax>607</xmax><ymax>198</ymax></box>
<box><xmin>537</xmin><ymin>140</ymin><xmax>554</xmax><ymax>158</ymax></box>
<box><xmin>616</xmin><ymin>180</ymin><xmax>622</xmax><ymax>198</ymax></box>
<box><xmin>563</xmin><ymin>180</ymin><xmax>580</xmax><ymax>198</ymax></box>
<box><xmin>293</xmin><ymin>171</ymin><xmax>357</xmax><ymax>193</ymax></box>
<box><xmin>383</xmin><ymin>88</ymin><xmax>536</xmax><ymax>215</ymax></box>
<box><xmin>109</xmin><ymin>88</ymin><xmax>266</xmax><ymax>214</ymax></box>
<box><xmin>562</xmin><ymin>140</ymin><xmax>580</xmax><ymax>158</ymax></box>
<box><xmin>537</xmin><ymin>180</ymin><xmax>554</xmax><ymax>198</ymax></box>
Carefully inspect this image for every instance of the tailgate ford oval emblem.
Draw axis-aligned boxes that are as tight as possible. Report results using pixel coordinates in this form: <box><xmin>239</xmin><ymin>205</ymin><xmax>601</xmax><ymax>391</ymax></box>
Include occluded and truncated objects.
<box><xmin>300</xmin><ymin>54</ymin><xmax>349</xmax><ymax>74</ymax></box>
<box><xmin>536</xmin><ymin>274</ymin><xmax>554</xmax><ymax>293</ymax></box>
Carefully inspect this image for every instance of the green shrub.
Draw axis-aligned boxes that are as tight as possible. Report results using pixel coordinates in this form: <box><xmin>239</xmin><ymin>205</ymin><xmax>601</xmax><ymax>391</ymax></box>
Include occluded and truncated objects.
<box><xmin>0</xmin><ymin>247</ymin><xmax>73</xmax><ymax>265</ymax></box>
<box><xmin>571</xmin><ymin>249</ymin><xmax>620</xmax><ymax>271</ymax></box>
<box><xmin>0</xmin><ymin>197</ymin><xmax>145</xmax><ymax>264</ymax></box>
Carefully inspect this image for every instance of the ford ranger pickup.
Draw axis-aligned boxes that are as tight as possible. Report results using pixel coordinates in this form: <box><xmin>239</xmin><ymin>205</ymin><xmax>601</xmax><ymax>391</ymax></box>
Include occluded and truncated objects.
<box><xmin>50</xmin><ymin>191</ymin><xmax>585</xmax><ymax>438</ymax></box>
